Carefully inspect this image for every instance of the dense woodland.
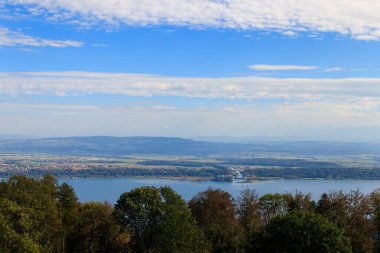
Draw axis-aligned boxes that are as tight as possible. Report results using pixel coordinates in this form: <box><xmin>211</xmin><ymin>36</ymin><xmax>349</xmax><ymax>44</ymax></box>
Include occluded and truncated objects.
<box><xmin>0</xmin><ymin>167</ymin><xmax>226</xmax><ymax>179</ymax></box>
<box><xmin>244</xmin><ymin>167</ymin><xmax>380</xmax><ymax>179</ymax></box>
<box><xmin>4</xmin><ymin>166</ymin><xmax>380</xmax><ymax>180</ymax></box>
<box><xmin>2</xmin><ymin>175</ymin><xmax>380</xmax><ymax>252</ymax></box>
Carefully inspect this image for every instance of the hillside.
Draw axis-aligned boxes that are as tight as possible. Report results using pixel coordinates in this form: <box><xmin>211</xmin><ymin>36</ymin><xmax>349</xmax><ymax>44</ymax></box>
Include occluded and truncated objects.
<box><xmin>0</xmin><ymin>136</ymin><xmax>378</xmax><ymax>156</ymax></box>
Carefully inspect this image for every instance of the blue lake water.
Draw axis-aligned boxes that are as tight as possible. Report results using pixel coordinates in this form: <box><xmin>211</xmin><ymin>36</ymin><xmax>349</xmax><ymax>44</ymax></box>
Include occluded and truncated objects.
<box><xmin>59</xmin><ymin>177</ymin><xmax>380</xmax><ymax>203</ymax></box>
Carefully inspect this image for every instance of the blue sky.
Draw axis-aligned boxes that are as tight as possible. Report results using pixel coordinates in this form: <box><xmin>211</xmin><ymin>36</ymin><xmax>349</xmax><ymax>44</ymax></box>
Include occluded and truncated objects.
<box><xmin>1</xmin><ymin>1</ymin><xmax>380</xmax><ymax>140</ymax></box>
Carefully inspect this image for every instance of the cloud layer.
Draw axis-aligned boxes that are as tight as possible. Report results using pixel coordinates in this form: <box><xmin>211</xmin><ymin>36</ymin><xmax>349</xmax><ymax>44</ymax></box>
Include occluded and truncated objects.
<box><xmin>1</xmin><ymin>101</ymin><xmax>379</xmax><ymax>139</ymax></box>
<box><xmin>1</xmin><ymin>71</ymin><xmax>380</xmax><ymax>101</ymax></box>
<box><xmin>0</xmin><ymin>26</ymin><xmax>83</xmax><ymax>47</ymax></box>
<box><xmin>5</xmin><ymin>0</ymin><xmax>380</xmax><ymax>40</ymax></box>
<box><xmin>1</xmin><ymin>71</ymin><xmax>380</xmax><ymax>138</ymax></box>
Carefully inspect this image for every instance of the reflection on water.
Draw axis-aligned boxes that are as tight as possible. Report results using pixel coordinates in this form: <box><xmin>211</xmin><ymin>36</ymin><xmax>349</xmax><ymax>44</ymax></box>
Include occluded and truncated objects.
<box><xmin>59</xmin><ymin>177</ymin><xmax>380</xmax><ymax>203</ymax></box>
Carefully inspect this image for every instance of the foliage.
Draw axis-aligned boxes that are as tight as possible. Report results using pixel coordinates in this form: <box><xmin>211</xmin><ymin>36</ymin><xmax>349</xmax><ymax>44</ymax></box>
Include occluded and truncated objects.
<box><xmin>114</xmin><ymin>186</ymin><xmax>209</xmax><ymax>252</ymax></box>
<box><xmin>0</xmin><ymin>198</ymin><xmax>41</xmax><ymax>253</ymax></box>
<box><xmin>189</xmin><ymin>188</ymin><xmax>244</xmax><ymax>253</ymax></box>
<box><xmin>236</xmin><ymin>189</ymin><xmax>262</xmax><ymax>251</ymax></box>
<box><xmin>259</xmin><ymin>193</ymin><xmax>291</xmax><ymax>224</ymax></box>
<box><xmin>4</xmin><ymin>167</ymin><xmax>226</xmax><ymax>180</ymax></box>
<box><xmin>1</xmin><ymin>175</ymin><xmax>380</xmax><ymax>253</ymax></box>
<box><xmin>0</xmin><ymin>175</ymin><xmax>62</xmax><ymax>252</ymax></box>
<box><xmin>67</xmin><ymin>202</ymin><xmax>127</xmax><ymax>253</ymax></box>
<box><xmin>317</xmin><ymin>190</ymin><xmax>374</xmax><ymax>253</ymax></box>
<box><xmin>244</xmin><ymin>167</ymin><xmax>380</xmax><ymax>179</ymax></box>
<box><xmin>256</xmin><ymin>211</ymin><xmax>352</xmax><ymax>253</ymax></box>
<box><xmin>237</xmin><ymin>189</ymin><xmax>261</xmax><ymax>235</ymax></box>
<box><xmin>0</xmin><ymin>176</ymin><xmax>127</xmax><ymax>253</ymax></box>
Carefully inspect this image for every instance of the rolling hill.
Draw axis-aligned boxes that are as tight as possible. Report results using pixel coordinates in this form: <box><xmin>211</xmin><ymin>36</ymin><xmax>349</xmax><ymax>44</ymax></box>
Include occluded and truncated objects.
<box><xmin>0</xmin><ymin>136</ymin><xmax>378</xmax><ymax>156</ymax></box>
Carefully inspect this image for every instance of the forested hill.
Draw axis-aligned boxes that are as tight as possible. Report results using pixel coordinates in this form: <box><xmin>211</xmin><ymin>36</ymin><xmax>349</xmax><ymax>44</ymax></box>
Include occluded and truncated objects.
<box><xmin>0</xmin><ymin>136</ymin><xmax>379</xmax><ymax>156</ymax></box>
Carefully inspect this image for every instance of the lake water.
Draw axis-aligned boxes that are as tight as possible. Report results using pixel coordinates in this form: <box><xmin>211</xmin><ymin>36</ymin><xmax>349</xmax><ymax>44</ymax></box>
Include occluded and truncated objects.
<box><xmin>59</xmin><ymin>177</ymin><xmax>380</xmax><ymax>203</ymax></box>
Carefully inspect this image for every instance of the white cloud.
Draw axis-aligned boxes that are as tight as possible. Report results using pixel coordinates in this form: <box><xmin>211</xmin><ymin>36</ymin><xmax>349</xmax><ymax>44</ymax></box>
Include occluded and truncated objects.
<box><xmin>1</xmin><ymin>71</ymin><xmax>380</xmax><ymax>102</ymax></box>
<box><xmin>0</xmin><ymin>103</ymin><xmax>97</xmax><ymax>111</ymax></box>
<box><xmin>2</xmin><ymin>71</ymin><xmax>380</xmax><ymax>138</ymax></box>
<box><xmin>249</xmin><ymin>64</ymin><xmax>317</xmax><ymax>71</ymax></box>
<box><xmin>0</xmin><ymin>72</ymin><xmax>380</xmax><ymax>137</ymax></box>
<box><xmin>0</xmin><ymin>26</ymin><xmax>83</xmax><ymax>47</ymax></box>
<box><xmin>5</xmin><ymin>0</ymin><xmax>380</xmax><ymax>40</ymax></box>
<box><xmin>282</xmin><ymin>31</ymin><xmax>298</xmax><ymax>37</ymax></box>
<box><xmin>324</xmin><ymin>67</ymin><xmax>343</xmax><ymax>72</ymax></box>
<box><xmin>1</xmin><ymin>101</ymin><xmax>380</xmax><ymax>138</ymax></box>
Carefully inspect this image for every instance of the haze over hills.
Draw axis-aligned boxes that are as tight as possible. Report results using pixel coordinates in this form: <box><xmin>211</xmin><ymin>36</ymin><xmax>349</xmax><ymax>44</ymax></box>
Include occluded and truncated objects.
<box><xmin>0</xmin><ymin>136</ymin><xmax>379</xmax><ymax>156</ymax></box>
<box><xmin>192</xmin><ymin>132</ymin><xmax>380</xmax><ymax>143</ymax></box>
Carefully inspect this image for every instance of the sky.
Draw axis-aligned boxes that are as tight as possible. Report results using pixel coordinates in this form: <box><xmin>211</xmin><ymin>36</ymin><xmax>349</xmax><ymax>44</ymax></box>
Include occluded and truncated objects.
<box><xmin>1</xmin><ymin>0</ymin><xmax>380</xmax><ymax>141</ymax></box>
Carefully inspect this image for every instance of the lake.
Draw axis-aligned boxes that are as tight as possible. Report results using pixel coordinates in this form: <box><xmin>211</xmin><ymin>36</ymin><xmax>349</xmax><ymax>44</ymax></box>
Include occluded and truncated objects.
<box><xmin>59</xmin><ymin>177</ymin><xmax>380</xmax><ymax>203</ymax></box>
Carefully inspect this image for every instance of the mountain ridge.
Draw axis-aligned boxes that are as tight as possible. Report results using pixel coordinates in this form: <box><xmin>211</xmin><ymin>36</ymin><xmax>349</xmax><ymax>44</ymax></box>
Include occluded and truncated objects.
<box><xmin>0</xmin><ymin>136</ymin><xmax>379</xmax><ymax>156</ymax></box>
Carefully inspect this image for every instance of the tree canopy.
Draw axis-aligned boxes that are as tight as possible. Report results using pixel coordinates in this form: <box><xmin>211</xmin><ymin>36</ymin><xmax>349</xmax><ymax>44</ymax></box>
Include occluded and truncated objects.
<box><xmin>0</xmin><ymin>175</ymin><xmax>380</xmax><ymax>253</ymax></box>
<box><xmin>256</xmin><ymin>211</ymin><xmax>352</xmax><ymax>253</ymax></box>
<box><xmin>114</xmin><ymin>186</ymin><xmax>209</xmax><ymax>252</ymax></box>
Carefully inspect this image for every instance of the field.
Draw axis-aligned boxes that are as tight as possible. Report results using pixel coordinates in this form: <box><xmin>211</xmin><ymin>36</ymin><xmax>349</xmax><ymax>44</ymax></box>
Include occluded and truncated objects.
<box><xmin>2</xmin><ymin>151</ymin><xmax>380</xmax><ymax>180</ymax></box>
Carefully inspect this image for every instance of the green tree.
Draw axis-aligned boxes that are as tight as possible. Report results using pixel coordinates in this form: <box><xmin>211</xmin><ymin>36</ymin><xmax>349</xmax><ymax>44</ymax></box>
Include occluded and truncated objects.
<box><xmin>57</xmin><ymin>182</ymin><xmax>81</xmax><ymax>252</ymax></box>
<box><xmin>115</xmin><ymin>186</ymin><xmax>209</xmax><ymax>252</ymax></box>
<box><xmin>259</xmin><ymin>193</ymin><xmax>291</xmax><ymax>224</ymax></box>
<box><xmin>0</xmin><ymin>176</ymin><xmax>62</xmax><ymax>252</ymax></box>
<box><xmin>256</xmin><ymin>211</ymin><xmax>352</xmax><ymax>253</ymax></box>
<box><xmin>41</xmin><ymin>174</ymin><xmax>58</xmax><ymax>197</ymax></box>
<box><xmin>0</xmin><ymin>198</ymin><xmax>41</xmax><ymax>253</ymax></box>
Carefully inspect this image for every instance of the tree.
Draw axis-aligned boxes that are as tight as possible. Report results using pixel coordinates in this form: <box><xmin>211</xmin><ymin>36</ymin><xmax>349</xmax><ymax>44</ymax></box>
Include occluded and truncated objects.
<box><xmin>0</xmin><ymin>198</ymin><xmax>41</xmax><ymax>253</ymax></box>
<box><xmin>57</xmin><ymin>182</ymin><xmax>81</xmax><ymax>252</ymax></box>
<box><xmin>115</xmin><ymin>186</ymin><xmax>209</xmax><ymax>252</ymax></box>
<box><xmin>68</xmin><ymin>202</ymin><xmax>127</xmax><ymax>253</ymax></box>
<box><xmin>0</xmin><ymin>176</ymin><xmax>62</xmax><ymax>252</ymax></box>
<box><xmin>346</xmin><ymin>190</ymin><xmax>373</xmax><ymax>253</ymax></box>
<box><xmin>256</xmin><ymin>211</ymin><xmax>352</xmax><ymax>253</ymax></box>
<box><xmin>259</xmin><ymin>193</ymin><xmax>291</xmax><ymax>224</ymax></box>
<box><xmin>317</xmin><ymin>190</ymin><xmax>374</xmax><ymax>253</ymax></box>
<box><xmin>371</xmin><ymin>190</ymin><xmax>380</xmax><ymax>252</ymax></box>
<box><xmin>189</xmin><ymin>188</ymin><xmax>243</xmax><ymax>253</ymax></box>
<box><xmin>41</xmin><ymin>174</ymin><xmax>58</xmax><ymax>197</ymax></box>
<box><xmin>287</xmin><ymin>191</ymin><xmax>315</xmax><ymax>213</ymax></box>
<box><xmin>237</xmin><ymin>188</ymin><xmax>261</xmax><ymax>233</ymax></box>
<box><xmin>236</xmin><ymin>188</ymin><xmax>262</xmax><ymax>251</ymax></box>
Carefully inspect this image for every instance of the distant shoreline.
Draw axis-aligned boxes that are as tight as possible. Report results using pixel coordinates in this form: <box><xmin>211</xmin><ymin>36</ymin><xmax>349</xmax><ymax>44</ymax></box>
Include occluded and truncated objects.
<box><xmin>3</xmin><ymin>174</ymin><xmax>380</xmax><ymax>182</ymax></box>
